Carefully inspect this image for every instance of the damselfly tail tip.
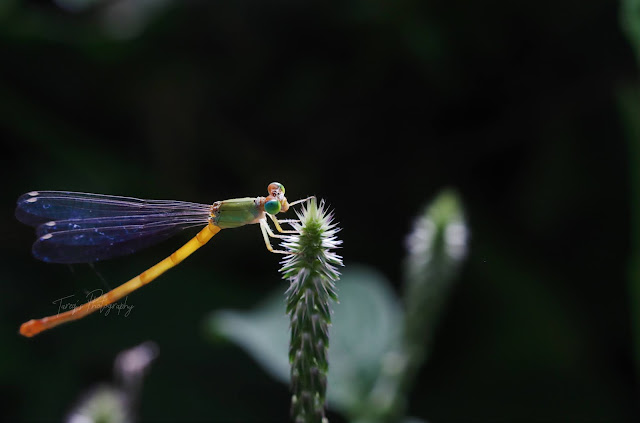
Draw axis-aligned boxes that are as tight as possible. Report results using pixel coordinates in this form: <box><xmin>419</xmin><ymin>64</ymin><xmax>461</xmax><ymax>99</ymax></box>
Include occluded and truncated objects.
<box><xmin>20</xmin><ymin>319</ymin><xmax>42</xmax><ymax>338</ymax></box>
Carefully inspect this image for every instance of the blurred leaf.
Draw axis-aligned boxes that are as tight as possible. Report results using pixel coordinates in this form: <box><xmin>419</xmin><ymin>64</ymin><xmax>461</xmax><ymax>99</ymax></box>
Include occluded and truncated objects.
<box><xmin>208</xmin><ymin>265</ymin><xmax>402</xmax><ymax>415</ymax></box>
<box><xmin>100</xmin><ymin>0</ymin><xmax>172</xmax><ymax>40</ymax></box>
<box><xmin>621</xmin><ymin>0</ymin><xmax>640</xmax><ymax>62</ymax></box>
<box><xmin>209</xmin><ymin>289</ymin><xmax>290</xmax><ymax>384</ymax></box>
<box><xmin>617</xmin><ymin>81</ymin><xmax>640</xmax><ymax>378</ymax></box>
<box><xmin>54</xmin><ymin>0</ymin><xmax>101</xmax><ymax>13</ymax></box>
<box><xmin>328</xmin><ymin>265</ymin><xmax>402</xmax><ymax>413</ymax></box>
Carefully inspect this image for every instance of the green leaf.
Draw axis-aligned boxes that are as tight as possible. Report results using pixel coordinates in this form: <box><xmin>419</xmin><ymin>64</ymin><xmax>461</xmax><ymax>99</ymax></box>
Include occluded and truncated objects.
<box><xmin>208</xmin><ymin>294</ymin><xmax>290</xmax><ymax>384</ymax></box>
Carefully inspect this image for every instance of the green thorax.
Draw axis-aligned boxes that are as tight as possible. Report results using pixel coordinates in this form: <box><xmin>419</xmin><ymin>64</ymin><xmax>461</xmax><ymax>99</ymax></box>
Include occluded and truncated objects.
<box><xmin>212</xmin><ymin>197</ymin><xmax>264</xmax><ymax>229</ymax></box>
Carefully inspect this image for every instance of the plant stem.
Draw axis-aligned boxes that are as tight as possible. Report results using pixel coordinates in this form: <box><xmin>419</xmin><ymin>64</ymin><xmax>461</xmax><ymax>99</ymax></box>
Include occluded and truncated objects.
<box><xmin>281</xmin><ymin>198</ymin><xmax>342</xmax><ymax>423</ymax></box>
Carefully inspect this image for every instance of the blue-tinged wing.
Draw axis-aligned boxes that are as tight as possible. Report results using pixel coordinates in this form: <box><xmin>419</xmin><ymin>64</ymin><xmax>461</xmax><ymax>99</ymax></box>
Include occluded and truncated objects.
<box><xmin>16</xmin><ymin>191</ymin><xmax>212</xmax><ymax>263</ymax></box>
<box><xmin>16</xmin><ymin>191</ymin><xmax>210</xmax><ymax>226</ymax></box>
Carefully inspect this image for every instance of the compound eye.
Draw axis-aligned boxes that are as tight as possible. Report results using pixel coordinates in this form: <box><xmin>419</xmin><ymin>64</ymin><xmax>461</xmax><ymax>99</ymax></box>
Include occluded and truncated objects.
<box><xmin>268</xmin><ymin>182</ymin><xmax>285</xmax><ymax>195</ymax></box>
<box><xmin>264</xmin><ymin>199</ymin><xmax>282</xmax><ymax>215</ymax></box>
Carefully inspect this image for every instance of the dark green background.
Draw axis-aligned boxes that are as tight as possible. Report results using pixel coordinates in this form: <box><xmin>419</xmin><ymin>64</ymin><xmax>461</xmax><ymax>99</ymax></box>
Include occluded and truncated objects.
<box><xmin>1</xmin><ymin>0</ymin><xmax>638</xmax><ymax>421</ymax></box>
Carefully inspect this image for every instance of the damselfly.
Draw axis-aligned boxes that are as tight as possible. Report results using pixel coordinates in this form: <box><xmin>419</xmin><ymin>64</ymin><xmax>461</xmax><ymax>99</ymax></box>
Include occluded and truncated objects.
<box><xmin>16</xmin><ymin>182</ymin><xmax>309</xmax><ymax>337</ymax></box>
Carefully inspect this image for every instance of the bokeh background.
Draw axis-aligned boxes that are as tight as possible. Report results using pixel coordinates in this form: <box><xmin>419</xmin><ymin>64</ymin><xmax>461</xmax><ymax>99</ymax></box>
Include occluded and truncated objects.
<box><xmin>2</xmin><ymin>0</ymin><xmax>640</xmax><ymax>421</ymax></box>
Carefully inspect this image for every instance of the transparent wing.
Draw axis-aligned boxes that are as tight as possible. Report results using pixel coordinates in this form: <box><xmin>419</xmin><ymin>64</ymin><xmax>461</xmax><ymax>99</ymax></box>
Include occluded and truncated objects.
<box><xmin>16</xmin><ymin>191</ymin><xmax>212</xmax><ymax>263</ymax></box>
<box><xmin>16</xmin><ymin>191</ymin><xmax>210</xmax><ymax>226</ymax></box>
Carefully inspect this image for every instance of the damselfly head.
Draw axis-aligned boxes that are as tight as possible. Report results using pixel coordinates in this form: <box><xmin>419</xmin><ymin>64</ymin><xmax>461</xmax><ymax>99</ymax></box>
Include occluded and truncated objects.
<box><xmin>268</xmin><ymin>182</ymin><xmax>285</xmax><ymax>197</ymax></box>
<box><xmin>265</xmin><ymin>182</ymin><xmax>288</xmax><ymax>214</ymax></box>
